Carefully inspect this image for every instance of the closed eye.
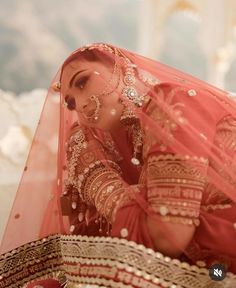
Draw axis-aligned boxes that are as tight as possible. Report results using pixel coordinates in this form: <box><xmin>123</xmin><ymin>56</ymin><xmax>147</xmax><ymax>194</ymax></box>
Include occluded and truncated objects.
<box><xmin>74</xmin><ymin>75</ymin><xmax>90</xmax><ymax>89</ymax></box>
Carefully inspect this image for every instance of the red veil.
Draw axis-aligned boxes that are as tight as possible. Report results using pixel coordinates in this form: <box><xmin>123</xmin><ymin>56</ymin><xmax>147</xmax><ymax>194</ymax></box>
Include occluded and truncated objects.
<box><xmin>1</xmin><ymin>43</ymin><xmax>236</xmax><ymax>288</ymax></box>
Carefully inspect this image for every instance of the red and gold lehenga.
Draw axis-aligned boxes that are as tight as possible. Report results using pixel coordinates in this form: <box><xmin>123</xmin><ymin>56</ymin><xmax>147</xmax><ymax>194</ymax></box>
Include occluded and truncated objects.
<box><xmin>1</xmin><ymin>43</ymin><xmax>236</xmax><ymax>288</ymax></box>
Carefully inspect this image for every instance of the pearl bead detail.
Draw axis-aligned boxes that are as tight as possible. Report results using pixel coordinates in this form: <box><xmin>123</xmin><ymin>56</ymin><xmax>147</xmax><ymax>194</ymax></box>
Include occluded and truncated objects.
<box><xmin>110</xmin><ymin>109</ymin><xmax>117</xmax><ymax>116</ymax></box>
<box><xmin>120</xmin><ymin>228</ymin><xmax>129</xmax><ymax>238</ymax></box>
<box><xmin>187</xmin><ymin>89</ymin><xmax>197</xmax><ymax>97</ymax></box>
<box><xmin>131</xmin><ymin>157</ymin><xmax>140</xmax><ymax>165</ymax></box>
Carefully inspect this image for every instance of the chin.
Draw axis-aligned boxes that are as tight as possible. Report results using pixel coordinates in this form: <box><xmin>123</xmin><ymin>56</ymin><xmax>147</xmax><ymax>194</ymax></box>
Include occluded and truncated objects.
<box><xmin>83</xmin><ymin>117</ymin><xmax>120</xmax><ymax>131</ymax></box>
<box><xmin>82</xmin><ymin>121</ymin><xmax>106</xmax><ymax>131</ymax></box>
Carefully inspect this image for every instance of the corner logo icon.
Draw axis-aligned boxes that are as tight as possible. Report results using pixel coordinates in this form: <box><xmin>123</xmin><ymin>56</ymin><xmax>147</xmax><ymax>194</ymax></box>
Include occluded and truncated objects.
<box><xmin>209</xmin><ymin>263</ymin><xmax>226</xmax><ymax>281</ymax></box>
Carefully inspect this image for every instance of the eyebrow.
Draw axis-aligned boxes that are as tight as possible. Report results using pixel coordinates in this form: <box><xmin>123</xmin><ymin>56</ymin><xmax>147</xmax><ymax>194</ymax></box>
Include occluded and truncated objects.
<box><xmin>69</xmin><ymin>69</ymin><xmax>87</xmax><ymax>87</ymax></box>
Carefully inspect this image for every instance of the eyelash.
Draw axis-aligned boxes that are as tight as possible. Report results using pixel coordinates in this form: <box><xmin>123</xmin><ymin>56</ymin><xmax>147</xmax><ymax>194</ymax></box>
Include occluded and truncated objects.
<box><xmin>65</xmin><ymin>75</ymin><xmax>90</xmax><ymax>110</ymax></box>
<box><xmin>75</xmin><ymin>75</ymin><xmax>89</xmax><ymax>89</ymax></box>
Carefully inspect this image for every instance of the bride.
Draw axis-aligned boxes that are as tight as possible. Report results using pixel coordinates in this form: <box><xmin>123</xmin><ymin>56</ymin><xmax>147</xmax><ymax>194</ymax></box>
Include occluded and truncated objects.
<box><xmin>1</xmin><ymin>43</ymin><xmax>236</xmax><ymax>288</ymax></box>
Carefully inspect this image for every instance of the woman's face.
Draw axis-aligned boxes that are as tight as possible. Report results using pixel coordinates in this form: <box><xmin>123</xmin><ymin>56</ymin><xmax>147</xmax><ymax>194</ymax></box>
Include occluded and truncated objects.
<box><xmin>61</xmin><ymin>57</ymin><xmax>124</xmax><ymax>131</ymax></box>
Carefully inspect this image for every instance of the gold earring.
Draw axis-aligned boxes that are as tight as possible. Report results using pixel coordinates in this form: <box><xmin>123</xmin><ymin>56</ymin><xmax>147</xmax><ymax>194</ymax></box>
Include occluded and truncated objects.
<box><xmin>120</xmin><ymin>102</ymin><xmax>136</xmax><ymax>125</ymax></box>
<box><xmin>121</xmin><ymin>60</ymin><xmax>144</xmax><ymax>107</ymax></box>
<box><xmin>52</xmin><ymin>81</ymin><xmax>61</xmax><ymax>91</ymax></box>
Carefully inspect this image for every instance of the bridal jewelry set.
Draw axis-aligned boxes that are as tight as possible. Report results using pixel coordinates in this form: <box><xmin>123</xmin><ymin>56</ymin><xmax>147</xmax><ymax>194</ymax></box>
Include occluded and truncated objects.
<box><xmin>82</xmin><ymin>53</ymin><xmax>145</xmax><ymax>123</ymax></box>
<box><xmin>83</xmin><ymin>55</ymin><xmax>145</xmax><ymax>165</ymax></box>
<box><xmin>53</xmin><ymin>44</ymin><xmax>153</xmax><ymax>166</ymax></box>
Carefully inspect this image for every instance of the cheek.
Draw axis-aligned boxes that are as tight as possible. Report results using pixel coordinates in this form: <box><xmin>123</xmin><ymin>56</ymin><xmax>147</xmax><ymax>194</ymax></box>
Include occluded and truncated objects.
<box><xmin>101</xmin><ymin>90</ymin><xmax>120</xmax><ymax>106</ymax></box>
<box><xmin>92</xmin><ymin>69</ymin><xmax>115</xmax><ymax>95</ymax></box>
<box><xmin>73</xmin><ymin>92</ymin><xmax>90</xmax><ymax>112</ymax></box>
<box><xmin>75</xmin><ymin>111</ymin><xmax>85</xmax><ymax>124</ymax></box>
<box><xmin>98</xmin><ymin>98</ymin><xmax>122</xmax><ymax>124</ymax></box>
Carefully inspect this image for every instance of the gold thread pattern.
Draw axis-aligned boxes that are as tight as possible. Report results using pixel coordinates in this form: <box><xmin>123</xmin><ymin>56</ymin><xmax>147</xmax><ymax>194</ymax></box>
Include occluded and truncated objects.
<box><xmin>0</xmin><ymin>235</ymin><xmax>63</xmax><ymax>288</ymax></box>
<box><xmin>145</xmin><ymin>154</ymin><xmax>208</xmax><ymax>226</ymax></box>
<box><xmin>1</xmin><ymin>235</ymin><xmax>236</xmax><ymax>288</ymax></box>
<box><xmin>203</xmin><ymin>115</ymin><xmax>236</xmax><ymax>206</ymax></box>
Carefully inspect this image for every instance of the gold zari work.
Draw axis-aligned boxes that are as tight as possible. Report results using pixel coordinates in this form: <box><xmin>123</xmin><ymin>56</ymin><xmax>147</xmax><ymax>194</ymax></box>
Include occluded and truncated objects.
<box><xmin>0</xmin><ymin>235</ymin><xmax>63</xmax><ymax>288</ymax></box>
<box><xmin>146</xmin><ymin>154</ymin><xmax>208</xmax><ymax>226</ymax></box>
<box><xmin>1</xmin><ymin>235</ymin><xmax>236</xmax><ymax>287</ymax></box>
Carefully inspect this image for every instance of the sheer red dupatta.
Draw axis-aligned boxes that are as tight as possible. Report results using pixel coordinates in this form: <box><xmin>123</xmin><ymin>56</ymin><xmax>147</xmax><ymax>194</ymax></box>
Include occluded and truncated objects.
<box><xmin>0</xmin><ymin>71</ymin><xmax>65</xmax><ymax>254</ymax></box>
<box><xmin>1</xmin><ymin>43</ymin><xmax>236</xmax><ymax>288</ymax></box>
<box><xmin>2</xmin><ymin>43</ymin><xmax>236</xmax><ymax>252</ymax></box>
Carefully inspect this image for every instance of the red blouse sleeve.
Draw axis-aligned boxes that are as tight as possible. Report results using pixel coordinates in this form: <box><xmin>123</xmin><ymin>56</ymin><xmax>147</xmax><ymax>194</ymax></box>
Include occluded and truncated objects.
<box><xmin>140</xmin><ymin>82</ymin><xmax>216</xmax><ymax>226</ymax></box>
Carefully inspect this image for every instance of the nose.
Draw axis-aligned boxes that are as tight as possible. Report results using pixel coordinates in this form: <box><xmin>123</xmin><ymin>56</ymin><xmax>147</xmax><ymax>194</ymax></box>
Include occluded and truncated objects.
<box><xmin>82</xmin><ymin>103</ymin><xmax>88</xmax><ymax>110</ymax></box>
<box><xmin>76</xmin><ymin>98</ymin><xmax>89</xmax><ymax>113</ymax></box>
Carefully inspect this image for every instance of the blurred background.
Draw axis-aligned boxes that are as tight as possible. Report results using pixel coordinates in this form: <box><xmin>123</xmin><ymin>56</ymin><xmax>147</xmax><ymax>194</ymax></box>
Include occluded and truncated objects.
<box><xmin>0</xmin><ymin>0</ymin><xmax>236</xmax><ymax>241</ymax></box>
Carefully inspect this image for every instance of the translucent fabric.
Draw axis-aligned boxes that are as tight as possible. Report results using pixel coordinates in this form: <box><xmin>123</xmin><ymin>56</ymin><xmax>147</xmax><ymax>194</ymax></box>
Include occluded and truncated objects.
<box><xmin>1</xmin><ymin>43</ymin><xmax>236</xmax><ymax>276</ymax></box>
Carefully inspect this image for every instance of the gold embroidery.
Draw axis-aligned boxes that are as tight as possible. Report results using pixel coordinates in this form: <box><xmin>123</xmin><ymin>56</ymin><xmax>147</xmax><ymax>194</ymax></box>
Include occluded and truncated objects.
<box><xmin>201</xmin><ymin>203</ymin><xmax>232</xmax><ymax>211</ymax></box>
<box><xmin>204</xmin><ymin>115</ymin><xmax>236</xmax><ymax>206</ymax></box>
<box><xmin>146</xmin><ymin>154</ymin><xmax>208</xmax><ymax>225</ymax></box>
<box><xmin>143</xmin><ymin>84</ymin><xmax>187</xmax><ymax>156</ymax></box>
<box><xmin>64</xmin><ymin>126</ymin><xmax>124</xmax><ymax>222</ymax></box>
<box><xmin>83</xmin><ymin>166</ymin><xmax>129</xmax><ymax>222</ymax></box>
<box><xmin>0</xmin><ymin>235</ymin><xmax>63</xmax><ymax>288</ymax></box>
<box><xmin>1</xmin><ymin>235</ymin><xmax>236</xmax><ymax>287</ymax></box>
<box><xmin>76</xmin><ymin>159</ymin><xmax>121</xmax><ymax>202</ymax></box>
<box><xmin>215</xmin><ymin>115</ymin><xmax>236</xmax><ymax>157</ymax></box>
<box><xmin>187</xmin><ymin>89</ymin><xmax>197</xmax><ymax>97</ymax></box>
<box><xmin>60</xmin><ymin>235</ymin><xmax>236</xmax><ymax>288</ymax></box>
<box><xmin>204</xmin><ymin>184</ymin><xmax>232</xmax><ymax>207</ymax></box>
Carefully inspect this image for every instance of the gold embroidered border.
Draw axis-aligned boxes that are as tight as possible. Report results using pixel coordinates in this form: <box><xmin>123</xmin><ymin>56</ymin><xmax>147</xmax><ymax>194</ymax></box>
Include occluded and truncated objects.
<box><xmin>0</xmin><ymin>235</ymin><xmax>63</xmax><ymax>288</ymax></box>
<box><xmin>61</xmin><ymin>235</ymin><xmax>236</xmax><ymax>288</ymax></box>
<box><xmin>201</xmin><ymin>204</ymin><xmax>232</xmax><ymax>211</ymax></box>
<box><xmin>1</xmin><ymin>234</ymin><xmax>236</xmax><ymax>288</ymax></box>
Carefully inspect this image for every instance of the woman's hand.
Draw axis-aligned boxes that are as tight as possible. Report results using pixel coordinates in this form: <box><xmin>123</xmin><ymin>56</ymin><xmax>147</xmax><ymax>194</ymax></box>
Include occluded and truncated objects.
<box><xmin>146</xmin><ymin>216</ymin><xmax>195</xmax><ymax>258</ymax></box>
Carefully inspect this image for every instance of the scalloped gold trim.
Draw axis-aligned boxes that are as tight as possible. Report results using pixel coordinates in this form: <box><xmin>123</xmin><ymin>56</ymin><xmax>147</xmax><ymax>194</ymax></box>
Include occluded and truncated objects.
<box><xmin>61</xmin><ymin>235</ymin><xmax>236</xmax><ymax>288</ymax></box>
<box><xmin>1</xmin><ymin>234</ymin><xmax>236</xmax><ymax>288</ymax></box>
<box><xmin>148</xmin><ymin>154</ymin><xmax>208</xmax><ymax>164</ymax></box>
<box><xmin>0</xmin><ymin>235</ymin><xmax>63</xmax><ymax>288</ymax></box>
<box><xmin>201</xmin><ymin>204</ymin><xmax>232</xmax><ymax>211</ymax></box>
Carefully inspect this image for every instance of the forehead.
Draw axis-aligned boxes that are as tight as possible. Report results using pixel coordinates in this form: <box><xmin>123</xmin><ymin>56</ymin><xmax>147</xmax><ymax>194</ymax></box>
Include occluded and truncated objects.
<box><xmin>60</xmin><ymin>59</ymin><xmax>98</xmax><ymax>92</ymax></box>
<box><xmin>61</xmin><ymin>49</ymin><xmax>114</xmax><ymax>83</ymax></box>
<box><xmin>62</xmin><ymin>59</ymin><xmax>89</xmax><ymax>80</ymax></box>
<box><xmin>61</xmin><ymin>56</ymin><xmax>112</xmax><ymax>96</ymax></box>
